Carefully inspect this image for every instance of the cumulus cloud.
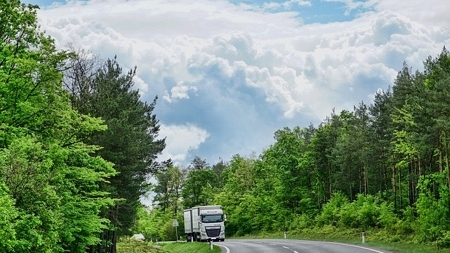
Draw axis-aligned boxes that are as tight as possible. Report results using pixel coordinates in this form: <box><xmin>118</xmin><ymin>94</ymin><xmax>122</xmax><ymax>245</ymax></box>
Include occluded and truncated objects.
<box><xmin>163</xmin><ymin>81</ymin><xmax>198</xmax><ymax>103</ymax></box>
<box><xmin>158</xmin><ymin>124</ymin><xmax>210</xmax><ymax>164</ymax></box>
<box><xmin>34</xmin><ymin>0</ymin><xmax>450</xmax><ymax>164</ymax></box>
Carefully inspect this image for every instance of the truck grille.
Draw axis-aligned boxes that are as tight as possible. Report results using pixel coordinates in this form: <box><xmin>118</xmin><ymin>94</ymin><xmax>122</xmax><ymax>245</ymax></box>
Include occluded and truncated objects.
<box><xmin>206</xmin><ymin>228</ymin><xmax>220</xmax><ymax>237</ymax></box>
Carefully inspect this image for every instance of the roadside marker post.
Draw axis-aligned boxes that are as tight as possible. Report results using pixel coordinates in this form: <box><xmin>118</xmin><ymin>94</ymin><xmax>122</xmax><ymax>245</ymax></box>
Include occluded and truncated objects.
<box><xmin>173</xmin><ymin>219</ymin><xmax>179</xmax><ymax>242</ymax></box>
<box><xmin>362</xmin><ymin>231</ymin><xmax>366</xmax><ymax>244</ymax></box>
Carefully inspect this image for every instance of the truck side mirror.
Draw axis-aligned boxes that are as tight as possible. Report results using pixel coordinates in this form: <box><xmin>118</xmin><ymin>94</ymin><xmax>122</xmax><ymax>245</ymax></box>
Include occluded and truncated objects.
<box><xmin>224</xmin><ymin>214</ymin><xmax>227</xmax><ymax>221</ymax></box>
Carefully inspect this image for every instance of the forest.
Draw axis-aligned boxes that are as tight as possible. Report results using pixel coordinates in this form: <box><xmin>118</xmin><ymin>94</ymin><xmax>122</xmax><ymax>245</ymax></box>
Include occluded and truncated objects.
<box><xmin>0</xmin><ymin>2</ymin><xmax>165</xmax><ymax>253</ymax></box>
<box><xmin>2</xmin><ymin>0</ymin><xmax>450</xmax><ymax>252</ymax></box>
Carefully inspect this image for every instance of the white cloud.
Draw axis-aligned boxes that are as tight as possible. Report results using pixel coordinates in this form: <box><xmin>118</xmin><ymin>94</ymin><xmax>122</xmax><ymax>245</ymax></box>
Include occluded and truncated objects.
<box><xmin>35</xmin><ymin>0</ymin><xmax>450</xmax><ymax>164</ymax></box>
<box><xmin>163</xmin><ymin>81</ymin><xmax>198</xmax><ymax>103</ymax></box>
<box><xmin>158</xmin><ymin>124</ymin><xmax>210</xmax><ymax>164</ymax></box>
<box><xmin>369</xmin><ymin>0</ymin><xmax>450</xmax><ymax>28</ymax></box>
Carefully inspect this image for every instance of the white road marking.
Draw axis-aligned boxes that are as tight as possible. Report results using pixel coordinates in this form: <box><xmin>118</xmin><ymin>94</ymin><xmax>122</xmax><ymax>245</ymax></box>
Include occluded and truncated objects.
<box><xmin>293</xmin><ymin>251</ymin><xmax>298</xmax><ymax>253</ymax></box>
<box><xmin>329</xmin><ymin>242</ymin><xmax>386</xmax><ymax>253</ymax></box>
<box><xmin>282</xmin><ymin>246</ymin><xmax>289</xmax><ymax>249</ymax></box>
<box><xmin>218</xmin><ymin>244</ymin><xmax>230</xmax><ymax>253</ymax></box>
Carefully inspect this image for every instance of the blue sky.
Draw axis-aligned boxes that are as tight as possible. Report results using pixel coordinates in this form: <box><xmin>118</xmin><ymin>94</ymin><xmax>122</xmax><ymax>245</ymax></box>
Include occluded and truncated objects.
<box><xmin>29</xmin><ymin>0</ymin><xmax>366</xmax><ymax>24</ymax></box>
<box><xmin>25</xmin><ymin>0</ymin><xmax>450</xmax><ymax>168</ymax></box>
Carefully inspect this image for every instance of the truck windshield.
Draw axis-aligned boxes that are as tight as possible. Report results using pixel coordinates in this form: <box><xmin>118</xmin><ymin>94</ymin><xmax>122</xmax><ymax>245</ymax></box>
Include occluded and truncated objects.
<box><xmin>201</xmin><ymin>214</ymin><xmax>223</xmax><ymax>223</ymax></box>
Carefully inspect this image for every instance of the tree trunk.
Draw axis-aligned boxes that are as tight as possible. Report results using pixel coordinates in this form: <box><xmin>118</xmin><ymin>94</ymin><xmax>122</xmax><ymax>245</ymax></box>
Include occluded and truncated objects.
<box><xmin>364</xmin><ymin>165</ymin><xmax>368</xmax><ymax>196</ymax></box>
<box><xmin>446</xmin><ymin>137</ymin><xmax>450</xmax><ymax>190</ymax></box>
<box><xmin>439</xmin><ymin>137</ymin><xmax>443</xmax><ymax>173</ymax></box>
<box><xmin>399</xmin><ymin>167</ymin><xmax>402</xmax><ymax>210</ymax></box>
<box><xmin>408</xmin><ymin>162</ymin><xmax>413</xmax><ymax>206</ymax></box>
<box><xmin>392</xmin><ymin>161</ymin><xmax>396</xmax><ymax>212</ymax></box>
<box><xmin>328</xmin><ymin>163</ymin><xmax>332</xmax><ymax>199</ymax></box>
<box><xmin>359</xmin><ymin>166</ymin><xmax>362</xmax><ymax>194</ymax></box>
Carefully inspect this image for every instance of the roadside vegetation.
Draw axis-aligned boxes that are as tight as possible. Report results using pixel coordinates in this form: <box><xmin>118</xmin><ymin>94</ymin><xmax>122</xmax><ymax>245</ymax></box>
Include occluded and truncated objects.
<box><xmin>117</xmin><ymin>240</ymin><xmax>166</xmax><ymax>253</ymax></box>
<box><xmin>162</xmin><ymin>242</ymin><xmax>221</xmax><ymax>253</ymax></box>
<box><xmin>0</xmin><ymin>1</ymin><xmax>165</xmax><ymax>252</ymax></box>
<box><xmin>116</xmin><ymin>241</ymin><xmax>220</xmax><ymax>253</ymax></box>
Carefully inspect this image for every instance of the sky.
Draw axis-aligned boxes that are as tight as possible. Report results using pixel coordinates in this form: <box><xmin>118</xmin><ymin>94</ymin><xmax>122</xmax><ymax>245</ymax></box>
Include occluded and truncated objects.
<box><xmin>24</xmin><ymin>0</ymin><xmax>450</xmax><ymax>167</ymax></box>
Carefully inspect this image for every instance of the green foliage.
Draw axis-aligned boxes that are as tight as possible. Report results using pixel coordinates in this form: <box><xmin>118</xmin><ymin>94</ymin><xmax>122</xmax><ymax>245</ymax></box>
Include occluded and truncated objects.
<box><xmin>338</xmin><ymin>202</ymin><xmax>359</xmax><ymax>228</ymax></box>
<box><xmin>0</xmin><ymin>1</ymin><xmax>119</xmax><ymax>252</ymax></box>
<box><xmin>162</xmin><ymin>242</ymin><xmax>221</xmax><ymax>253</ymax></box>
<box><xmin>64</xmin><ymin>53</ymin><xmax>167</xmax><ymax>252</ymax></box>
<box><xmin>134</xmin><ymin>207</ymin><xmax>182</xmax><ymax>242</ymax></box>
<box><xmin>153</xmin><ymin>165</ymin><xmax>184</xmax><ymax>214</ymax></box>
<box><xmin>182</xmin><ymin>159</ymin><xmax>218</xmax><ymax>208</ymax></box>
<box><xmin>0</xmin><ymin>120</ymin><xmax>116</xmax><ymax>253</ymax></box>
<box><xmin>0</xmin><ymin>182</ymin><xmax>18</xmax><ymax>251</ymax></box>
<box><xmin>377</xmin><ymin>202</ymin><xmax>399</xmax><ymax>231</ymax></box>
<box><xmin>117</xmin><ymin>240</ymin><xmax>167</xmax><ymax>253</ymax></box>
<box><xmin>290</xmin><ymin>214</ymin><xmax>314</xmax><ymax>230</ymax></box>
<box><xmin>415</xmin><ymin>172</ymin><xmax>450</xmax><ymax>243</ymax></box>
<box><xmin>316</xmin><ymin>192</ymin><xmax>349</xmax><ymax>227</ymax></box>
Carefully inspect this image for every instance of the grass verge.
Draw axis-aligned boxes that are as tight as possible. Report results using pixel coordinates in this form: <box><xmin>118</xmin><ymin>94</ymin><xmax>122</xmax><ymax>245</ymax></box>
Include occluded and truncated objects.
<box><xmin>117</xmin><ymin>240</ymin><xmax>167</xmax><ymax>253</ymax></box>
<box><xmin>162</xmin><ymin>242</ymin><xmax>221</xmax><ymax>253</ymax></box>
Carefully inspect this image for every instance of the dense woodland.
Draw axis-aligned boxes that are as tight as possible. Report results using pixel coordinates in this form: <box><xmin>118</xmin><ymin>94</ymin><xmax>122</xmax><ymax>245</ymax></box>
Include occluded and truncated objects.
<box><xmin>3</xmin><ymin>1</ymin><xmax>450</xmax><ymax>252</ymax></box>
<box><xmin>1</xmin><ymin>2</ymin><xmax>165</xmax><ymax>253</ymax></box>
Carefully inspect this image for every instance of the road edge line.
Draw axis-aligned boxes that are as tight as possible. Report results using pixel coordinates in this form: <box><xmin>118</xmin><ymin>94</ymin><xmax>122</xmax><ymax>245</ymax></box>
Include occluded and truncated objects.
<box><xmin>327</xmin><ymin>242</ymin><xmax>386</xmax><ymax>253</ymax></box>
<box><xmin>218</xmin><ymin>244</ymin><xmax>230</xmax><ymax>253</ymax></box>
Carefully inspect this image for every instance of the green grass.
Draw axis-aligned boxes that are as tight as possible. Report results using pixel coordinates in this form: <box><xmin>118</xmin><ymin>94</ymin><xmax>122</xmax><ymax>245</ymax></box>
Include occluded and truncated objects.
<box><xmin>117</xmin><ymin>240</ymin><xmax>167</xmax><ymax>253</ymax></box>
<box><xmin>233</xmin><ymin>227</ymin><xmax>450</xmax><ymax>253</ymax></box>
<box><xmin>116</xmin><ymin>239</ymin><xmax>221</xmax><ymax>253</ymax></box>
<box><xmin>162</xmin><ymin>242</ymin><xmax>221</xmax><ymax>253</ymax></box>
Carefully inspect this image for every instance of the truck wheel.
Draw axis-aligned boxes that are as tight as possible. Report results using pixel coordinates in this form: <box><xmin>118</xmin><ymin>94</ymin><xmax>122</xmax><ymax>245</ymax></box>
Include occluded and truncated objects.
<box><xmin>220</xmin><ymin>239</ymin><xmax>225</xmax><ymax>242</ymax></box>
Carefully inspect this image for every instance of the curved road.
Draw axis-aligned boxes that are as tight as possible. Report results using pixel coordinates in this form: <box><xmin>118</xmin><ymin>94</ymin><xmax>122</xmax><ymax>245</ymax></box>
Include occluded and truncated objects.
<box><xmin>216</xmin><ymin>239</ymin><xmax>391</xmax><ymax>253</ymax></box>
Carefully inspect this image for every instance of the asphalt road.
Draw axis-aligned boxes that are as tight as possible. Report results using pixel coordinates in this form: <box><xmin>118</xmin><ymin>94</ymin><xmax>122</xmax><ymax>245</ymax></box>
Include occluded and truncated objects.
<box><xmin>216</xmin><ymin>239</ymin><xmax>391</xmax><ymax>253</ymax></box>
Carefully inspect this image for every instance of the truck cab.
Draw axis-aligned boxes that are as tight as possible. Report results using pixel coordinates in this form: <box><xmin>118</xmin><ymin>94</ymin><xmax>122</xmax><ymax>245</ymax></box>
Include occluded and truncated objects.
<box><xmin>184</xmin><ymin>205</ymin><xmax>226</xmax><ymax>242</ymax></box>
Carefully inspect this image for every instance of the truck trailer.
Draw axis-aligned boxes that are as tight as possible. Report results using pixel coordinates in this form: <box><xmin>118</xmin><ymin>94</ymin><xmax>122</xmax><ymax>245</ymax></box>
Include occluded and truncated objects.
<box><xmin>184</xmin><ymin>205</ymin><xmax>226</xmax><ymax>242</ymax></box>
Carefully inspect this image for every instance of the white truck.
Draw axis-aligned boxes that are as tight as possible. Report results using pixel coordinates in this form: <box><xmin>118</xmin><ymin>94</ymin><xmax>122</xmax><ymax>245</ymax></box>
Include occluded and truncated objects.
<box><xmin>184</xmin><ymin>205</ymin><xmax>226</xmax><ymax>242</ymax></box>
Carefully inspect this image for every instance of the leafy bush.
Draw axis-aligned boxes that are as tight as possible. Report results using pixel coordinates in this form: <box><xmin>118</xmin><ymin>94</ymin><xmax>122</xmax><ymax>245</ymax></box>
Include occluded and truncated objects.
<box><xmin>415</xmin><ymin>173</ymin><xmax>450</xmax><ymax>243</ymax></box>
<box><xmin>355</xmin><ymin>194</ymin><xmax>380</xmax><ymax>229</ymax></box>
<box><xmin>377</xmin><ymin>202</ymin><xmax>398</xmax><ymax>231</ymax></box>
<box><xmin>0</xmin><ymin>183</ymin><xmax>18</xmax><ymax>251</ymax></box>
<box><xmin>291</xmin><ymin>214</ymin><xmax>314</xmax><ymax>230</ymax></box>
<box><xmin>437</xmin><ymin>231</ymin><xmax>450</xmax><ymax>249</ymax></box>
<box><xmin>316</xmin><ymin>192</ymin><xmax>349</xmax><ymax>227</ymax></box>
<box><xmin>338</xmin><ymin>202</ymin><xmax>359</xmax><ymax>228</ymax></box>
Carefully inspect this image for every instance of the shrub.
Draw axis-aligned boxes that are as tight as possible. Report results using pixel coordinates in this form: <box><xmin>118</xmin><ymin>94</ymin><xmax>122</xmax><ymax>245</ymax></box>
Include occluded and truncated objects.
<box><xmin>377</xmin><ymin>202</ymin><xmax>398</xmax><ymax>231</ymax></box>
<box><xmin>316</xmin><ymin>192</ymin><xmax>349</xmax><ymax>227</ymax></box>
<box><xmin>338</xmin><ymin>202</ymin><xmax>359</xmax><ymax>228</ymax></box>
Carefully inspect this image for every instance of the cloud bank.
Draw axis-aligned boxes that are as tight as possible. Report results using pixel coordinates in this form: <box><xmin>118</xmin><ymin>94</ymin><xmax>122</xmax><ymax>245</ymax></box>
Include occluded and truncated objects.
<box><xmin>35</xmin><ymin>0</ymin><xmax>450</xmax><ymax>164</ymax></box>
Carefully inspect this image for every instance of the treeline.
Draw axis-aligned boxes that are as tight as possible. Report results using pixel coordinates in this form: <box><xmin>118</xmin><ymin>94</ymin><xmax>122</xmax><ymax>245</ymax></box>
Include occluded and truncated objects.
<box><xmin>141</xmin><ymin>47</ymin><xmax>450</xmax><ymax>246</ymax></box>
<box><xmin>1</xmin><ymin>2</ymin><xmax>165</xmax><ymax>253</ymax></box>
